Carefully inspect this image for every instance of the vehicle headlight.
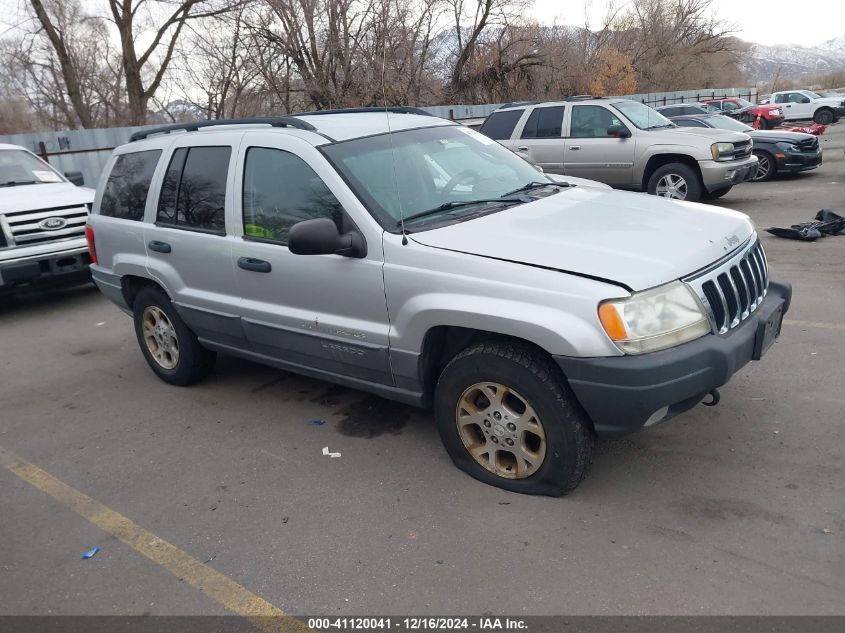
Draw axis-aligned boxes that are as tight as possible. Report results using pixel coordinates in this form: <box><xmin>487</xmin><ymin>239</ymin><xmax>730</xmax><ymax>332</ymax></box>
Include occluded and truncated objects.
<box><xmin>710</xmin><ymin>142</ymin><xmax>735</xmax><ymax>161</ymax></box>
<box><xmin>776</xmin><ymin>141</ymin><xmax>798</xmax><ymax>151</ymax></box>
<box><xmin>598</xmin><ymin>281</ymin><xmax>711</xmax><ymax>354</ymax></box>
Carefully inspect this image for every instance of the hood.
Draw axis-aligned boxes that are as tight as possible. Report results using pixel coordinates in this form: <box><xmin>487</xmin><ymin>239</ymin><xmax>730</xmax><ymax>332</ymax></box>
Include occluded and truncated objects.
<box><xmin>750</xmin><ymin>130</ymin><xmax>815</xmax><ymax>143</ymax></box>
<box><xmin>0</xmin><ymin>182</ymin><xmax>94</xmax><ymax>214</ymax></box>
<box><xmin>666</xmin><ymin>126</ymin><xmax>750</xmax><ymax>143</ymax></box>
<box><xmin>411</xmin><ymin>187</ymin><xmax>754</xmax><ymax>292</ymax></box>
<box><xmin>815</xmin><ymin>96</ymin><xmax>845</xmax><ymax>106</ymax></box>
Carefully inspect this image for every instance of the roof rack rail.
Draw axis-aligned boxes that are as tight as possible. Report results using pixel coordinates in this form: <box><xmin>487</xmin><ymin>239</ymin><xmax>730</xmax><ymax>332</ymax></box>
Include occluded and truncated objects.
<box><xmin>129</xmin><ymin>117</ymin><xmax>317</xmax><ymax>142</ymax></box>
<box><xmin>293</xmin><ymin>106</ymin><xmax>433</xmax><ymax>117</ymax></box>
<box><xmin>564</xmin><ymin>95</ymin><xmax>598</xmax><ymax>101</ymax></box>
<box><xmin>498</xmin><ymin>100</ymin><xmax>540</xmax><ymax>109</ymax></box>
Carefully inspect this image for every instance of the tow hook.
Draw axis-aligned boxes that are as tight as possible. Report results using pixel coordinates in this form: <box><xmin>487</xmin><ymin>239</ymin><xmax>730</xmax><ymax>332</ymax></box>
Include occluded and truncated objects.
<box><xmin>702</xmin><ymin>388</ymin><xmax>721</xmax><ymax>407</ymax></box>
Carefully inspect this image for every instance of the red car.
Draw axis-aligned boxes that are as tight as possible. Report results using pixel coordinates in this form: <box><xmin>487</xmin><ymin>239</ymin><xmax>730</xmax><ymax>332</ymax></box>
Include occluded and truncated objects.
<box><xmin>703</xmin><ymin>98</ymin><xmax>785</xmax><ymax>129</ymax></box>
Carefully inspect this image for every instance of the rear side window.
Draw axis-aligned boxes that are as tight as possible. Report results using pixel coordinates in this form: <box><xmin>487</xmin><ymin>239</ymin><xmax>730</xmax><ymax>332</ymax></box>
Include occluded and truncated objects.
<box><xmin>100</xmin><ymin>150</ymin><xmax>161</xmax><ymax>221</ymax></box>
<box><xmin>156</xmin><ymin>146</ymin><xmax>230</xmax><ymax>233</ymax></box>
<box><xmin>242</xmin><ymin>147</ymin><xmax>343</xmax><ymax>244</ymax></box>
<box><xmin>521</xmin><ymin>106</ymin><xmax>564</xmax><ymax>139</ymax></box>
<box><xmin>479</xmin><ymin>110</ymin><xmax>523</xmax><ymax>140</ymax></box>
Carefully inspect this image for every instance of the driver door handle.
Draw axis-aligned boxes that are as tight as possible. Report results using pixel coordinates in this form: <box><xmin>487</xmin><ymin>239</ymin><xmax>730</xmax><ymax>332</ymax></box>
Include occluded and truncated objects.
<box><xmin>237</xmin><ymin>257</ymin><xmax>271</xmax><ymax>273</ymax></box>
<box><xmin>569</xmin><ymin>146</ymin><xmax>581</xmax><ymax>151</ymax></box>
<box><xmin>517</xmin><ymin>146</ymin><xmax>529</xmax><ymax>152</ymax></box>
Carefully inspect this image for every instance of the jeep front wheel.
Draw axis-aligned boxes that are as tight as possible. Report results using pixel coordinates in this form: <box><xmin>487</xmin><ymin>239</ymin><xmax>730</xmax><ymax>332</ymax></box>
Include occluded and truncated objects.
<box><xmin>647</xmin><ymin>162</ymin><xmax>703</xmax><ymax>201</ymax></box>
<box><xmin>434</xmin><ymin>342</ymin><xmax>595</xmax><ymax>496</ymax></box>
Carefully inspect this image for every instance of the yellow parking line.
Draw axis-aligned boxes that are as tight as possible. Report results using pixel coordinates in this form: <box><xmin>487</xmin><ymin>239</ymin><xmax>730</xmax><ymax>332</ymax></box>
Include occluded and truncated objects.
<box><xmin>784</xmin><ymin>319</ymin><xmax>845</xmax><ymax>332</ymax></box>
<box><xmin>0</xmin><ymin>445</ymin><xmax>309</xmax><ymax>633</ymax></box>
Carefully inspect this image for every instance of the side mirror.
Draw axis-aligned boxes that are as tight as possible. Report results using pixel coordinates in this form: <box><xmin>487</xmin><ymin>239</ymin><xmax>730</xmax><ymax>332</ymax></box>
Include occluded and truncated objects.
<box><xmin>288</xmin><ymin>218</ymin><xmax>366</xmax><ymax>258</ymax></box>
<box><xmin>801</xmin><ymin>97</ymin><xmax>811</xmax><ymax>103</ymax></box>
<box><xmin>607</xmin><ymin>125</ymin><xmax>631</xmax><ymax>138</ymax></box>
<box><xmin>64</xmin><ymin>171</ymin><xmax>85</xmax><ymax>186</ymax></box>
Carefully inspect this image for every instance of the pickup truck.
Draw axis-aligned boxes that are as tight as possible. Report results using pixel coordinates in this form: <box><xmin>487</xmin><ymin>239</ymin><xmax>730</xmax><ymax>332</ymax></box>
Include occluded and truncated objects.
<box><xmin>769</xmin><ymin>90</ymin><xmax>845</xmax><ymax>124</ymax></box>
<box><xmin>87</xmin><ymin>110</ymin><xmax>791</xmax><ymax>495</ymax></box>
<box><xmin>480</xmin><ymin>97</ymin><xmax>758</xmax><ymax>202</ymax></box>
<box><xmin>1</xmin><ymin>144</ymin><xmax>94</xmax><ymax>291</ymax></box>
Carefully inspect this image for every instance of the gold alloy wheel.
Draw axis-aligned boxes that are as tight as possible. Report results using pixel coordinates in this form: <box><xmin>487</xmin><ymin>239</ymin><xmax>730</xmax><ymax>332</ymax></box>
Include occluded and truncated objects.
<box><xmin>142</xmin><ymin>306</ymin><xmax>179</xmax><ymax>370</ymax></box>
<box><xmin>455</xmin><ymin>382</ymin><xmax>547</xmax><ymax>479</ymax></box>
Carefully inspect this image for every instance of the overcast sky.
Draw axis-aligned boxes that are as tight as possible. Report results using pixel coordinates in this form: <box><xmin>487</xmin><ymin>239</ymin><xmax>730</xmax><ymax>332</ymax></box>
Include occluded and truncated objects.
<box><xmin>531</xmin><ymin>0</ymin><xmax>845</xmax><ymax>47</ymax></box>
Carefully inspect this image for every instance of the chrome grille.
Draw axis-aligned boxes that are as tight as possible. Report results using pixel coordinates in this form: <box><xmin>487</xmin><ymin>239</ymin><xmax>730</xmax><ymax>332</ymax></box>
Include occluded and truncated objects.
<box><xmin>797</xmin><ymin>137</ymin><xmax>819</xmax><ymax>152</ymax></box>
<box><xmin>0</xmin><ymin>204</ymin><xmax>88</xmax><ymax>247</ymax></box>
<box><xmin>684</xmin><ymin>236</ymin><xmax>769</xmax><ymax>334</ymax></box>
<box><xmin>729</xmin><ymin>139</ymin><xmax>753</xmax><ymax>160</ymax></box>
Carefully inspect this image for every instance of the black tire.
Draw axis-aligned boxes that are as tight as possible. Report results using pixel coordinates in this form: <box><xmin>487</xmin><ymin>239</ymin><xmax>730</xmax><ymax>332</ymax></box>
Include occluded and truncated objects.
<box><xmin>434</xmin><ymin>341</ymin><xmax>595</xmax><ymax>496</ymax></box>
<box><xmin>813</xmin><ymin>108</ymin><xmax>834</xmax><ymax>125</ymax></box>
<box><xmin>756</xmin><ymin>117</ymin><xmax>770</xmax><ymax>130</ymax></box>
<box><xmin>751</xmin><ymin>150</ymin><xmax>775</xmax><ymax>182</ymax></box>
<box><xmin>132</xmin><ymin>286</ymin><xmax>216</xmax><ymax>386</ymax></box>
<box><xmin>646</xmin><ymin>162</ymin><xmax>703</xmax><ymax>201</ymax></box>
<box><xmin>704</xmin><ymin>186</ymin><xmax>732</xmax><ymax>200</ymax></box>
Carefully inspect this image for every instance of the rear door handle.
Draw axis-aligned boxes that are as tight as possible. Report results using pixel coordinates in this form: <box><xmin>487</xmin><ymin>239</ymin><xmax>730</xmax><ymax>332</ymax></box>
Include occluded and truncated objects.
<box><xmin>569</xmin><ymin>146</ymin><xmax>581</xmax><ymax>151</ymax></box>
<box><xmin>517</xmin><ymin>146</ymin><xmax>529</xmax><ymax>152</ymax></box>
<box><xmin>237</xmin><ymin>257</ymin><xmax>271</xmax><ymax>273</ymax></box>
<box><xmin>148</xmin><ymin>240</ymin><xmax>171</xmax><ymax>253</ymax></box>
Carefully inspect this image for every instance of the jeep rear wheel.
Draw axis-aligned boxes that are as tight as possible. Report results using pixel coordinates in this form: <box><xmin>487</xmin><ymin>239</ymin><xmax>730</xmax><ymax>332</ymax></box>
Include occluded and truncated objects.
<box><xmin>434</xmin><ymin>342</ymin><xmax>595</xmax><ymax>496</ymax></box>
<box><xmin>133</xmin><ymin>287</ymin><xmax>216</xmax><ymax>385</ymax></box>
<box><xmin>814</xmin><ymin>108</ymin><xmax>834</xmax><ymax>125</ymax></box>
<box><xmin>647</xmin><ymin>163</ymin><xmax>703</xmax><ymax>201</ymax></box>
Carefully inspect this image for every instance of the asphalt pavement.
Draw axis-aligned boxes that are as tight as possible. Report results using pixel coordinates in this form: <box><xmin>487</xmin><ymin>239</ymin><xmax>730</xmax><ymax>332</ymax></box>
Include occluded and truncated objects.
<box><xmin>1</xmin><ymin>124</ymin><xmax>843</xmax><ymax>619</ymax></box>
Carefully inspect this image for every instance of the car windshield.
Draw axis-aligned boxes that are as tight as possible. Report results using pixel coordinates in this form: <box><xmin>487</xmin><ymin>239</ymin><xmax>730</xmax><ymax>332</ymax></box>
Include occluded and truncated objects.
<box><xmin>804</xmin><ymin>91</ymin><xmax>821</xmax><ymax>99</ymax></box>
<box><xmin>735</xmin><ymin>98</ymin><xmax>754</xmax><ymax>108</ymax></box>
<box><xmin>322</xmin><ymin>125</ymin><xmax>558</xmax><ymax>231</ymax></box>
<box><xmin>0</xmin><ymin>149</ymin><xmax>63</xmax><ymax>187</ymax></box>
<box><xmin>612</xmin><ymin>100</ymin><xmax>673</xmax><ymax>130</ymax></box>
<box><xmin>704</xmin><ymin>115</ymin><xmax>753</xmax><ymax>132</ymax></box>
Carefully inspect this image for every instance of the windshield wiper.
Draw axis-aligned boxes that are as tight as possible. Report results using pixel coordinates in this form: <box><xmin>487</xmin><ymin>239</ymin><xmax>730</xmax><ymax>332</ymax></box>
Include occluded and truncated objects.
<box><xmin>399</xmin><ymin>197</ymin><xmax>526</xmax><ymax>225</ymax></box>
<box><xmin>0</xmin><ymin>180</ymin><xmax>37</xmax><ymax>187</ymax></box>
<box><xmin>646</xmin><ymin>123</ymin><xmax>675</xmax><ymax>130</ymax></box>
<box><xmin>501</xmin><ymin>181</ymin><xmax>572</xmax><ymax>197</ymax></box>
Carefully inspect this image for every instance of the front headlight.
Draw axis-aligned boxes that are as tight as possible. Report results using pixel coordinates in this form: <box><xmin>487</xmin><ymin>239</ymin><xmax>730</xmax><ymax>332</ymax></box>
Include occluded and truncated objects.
<box><xmin>710</xmin><ymin>142</ymin><xmax>735</xmax><ymax>161</ymax></box>
<box><xmin>598</xmin><ymin>281</ymin><xmax>711</xmax><ymax>354</ymax></box>
<box><xmin>775</xmin><ymin>141</ymin><xmax>798</xmax><ymax>151</ymax></box>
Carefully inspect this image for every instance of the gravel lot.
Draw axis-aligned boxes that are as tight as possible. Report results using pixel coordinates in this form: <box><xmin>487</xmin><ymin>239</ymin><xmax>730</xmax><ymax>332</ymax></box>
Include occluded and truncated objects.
<box><xmin>1</xmin><ymin>124</ymin><xmax>843</xmax><ymax>619</ymax></box>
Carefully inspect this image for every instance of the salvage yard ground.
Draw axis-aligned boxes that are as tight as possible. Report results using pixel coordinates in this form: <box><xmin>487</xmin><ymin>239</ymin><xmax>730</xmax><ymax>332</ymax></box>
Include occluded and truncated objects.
<box><xmin>1</xmin><ymin>125</ymin><xmax>843</xmax><ymax>618</ymax></box>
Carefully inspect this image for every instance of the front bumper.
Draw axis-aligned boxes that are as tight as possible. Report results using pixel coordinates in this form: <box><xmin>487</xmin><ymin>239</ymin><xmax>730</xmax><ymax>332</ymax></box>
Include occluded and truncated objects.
<box><xmin>699</xmin><ymin>156</ymin><xmax>758</xmax><ymax>192</ymax></box>
<box><xmin>0</xmin><ymin>245</ymin><xmax>91</xmax><ymax>288</ymax></box>
<box><xmin>777</xmin><ymin>148</ymin><xmax>823</xmax><ymax>173</ymax></box>
<box><xmin>554</xmin><ymin>280</ymin><xmax>792</xmax><ymax>436</ymax></box>
<box><xmin>834</xmin><ymin>106</ymin><xmax>845</xmax><ymax>118</ymax></box>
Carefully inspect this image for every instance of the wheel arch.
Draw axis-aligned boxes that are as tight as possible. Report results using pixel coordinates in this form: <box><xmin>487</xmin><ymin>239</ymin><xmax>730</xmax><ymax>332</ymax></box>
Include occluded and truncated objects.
<box><xmin>641</xmin><ymin>153</ymin><xmax>702</xmax><ymax>191</ymax></box>
<box><xmin>121</xmin><ymin>275</ymin><xmax>170</xmax><ymax>310</ymax></box>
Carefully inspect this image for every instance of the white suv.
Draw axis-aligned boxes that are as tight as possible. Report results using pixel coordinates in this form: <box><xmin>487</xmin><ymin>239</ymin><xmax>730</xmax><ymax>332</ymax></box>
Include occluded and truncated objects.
<box><xmin>87</xmin><ymin>110</ymin><xmax>791</xmax><ymax>495</ymax></box>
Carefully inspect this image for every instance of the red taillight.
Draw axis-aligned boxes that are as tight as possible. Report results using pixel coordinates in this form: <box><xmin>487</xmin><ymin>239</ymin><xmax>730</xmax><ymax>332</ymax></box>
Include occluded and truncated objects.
<box><xmin>85</xmin><ymin>224</ymin><xmax>98</xmax><ymax>264</ymax></box>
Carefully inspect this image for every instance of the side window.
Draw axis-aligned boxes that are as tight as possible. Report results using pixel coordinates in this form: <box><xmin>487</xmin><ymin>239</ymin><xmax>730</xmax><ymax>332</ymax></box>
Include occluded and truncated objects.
<box><xmin>722</xmin><ymin>101</ymin><xmax>738</xmax><ymax>111</ymax></box>
<box><xmin>774</xmin><ymin>93</ymin><xmax>787</xmax><ymax>104</ymax></box>
<box><xmin>678</xmin><ymin>119</ymin><xmax>707</xmax><ymax>128</ymax></box>
<box><xmin>100</xmin><ymin>150</ymin><xmax>161</xmax><ymax>221</ymax></box>
<box><xmin>156</xmin><ymin>146</ymin><xmax>230</xmax><ymax>233</ymax></box>
<box><xmin>788</xmin><ymin>93</ymin><xmax>804</xmax><ymax>103</ymax></box>
<box><xmin>521</xmin><ymin>106</ymin><xmax>564</xmax><ymax>139</ymax></box>
<box><xmin>242</xmin><ymin>147</ymin><xmax>343</xmax><ymax>244</ymax></box>
<box><xmin>570</xmin><ymin>106</ymin><xmax>625</xmax><ymax>138</ymax></box>
<box><xmin>479</xmin><ymin>109</ymin><xmax>524</xmax><ymax>140</ymax></box>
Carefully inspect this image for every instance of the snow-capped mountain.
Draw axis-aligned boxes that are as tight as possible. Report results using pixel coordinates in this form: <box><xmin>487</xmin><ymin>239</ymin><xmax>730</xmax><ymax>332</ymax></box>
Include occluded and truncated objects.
<box><xmin>744</xmin><ymin>34</ymin><xmax>845</xmax><ymax>80</ymax></box>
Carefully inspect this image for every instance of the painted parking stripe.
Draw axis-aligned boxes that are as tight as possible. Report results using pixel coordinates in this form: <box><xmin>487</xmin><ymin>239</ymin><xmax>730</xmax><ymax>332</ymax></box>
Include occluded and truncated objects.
<box><xmin>0</xmin><ymin>445</ymin><xmax>309</xmax><ymax>633</ymax></box>
<box><xmin>784</xmin><ymin>319</ymin><xmax>845</xmax><ymax>332</ymax></box>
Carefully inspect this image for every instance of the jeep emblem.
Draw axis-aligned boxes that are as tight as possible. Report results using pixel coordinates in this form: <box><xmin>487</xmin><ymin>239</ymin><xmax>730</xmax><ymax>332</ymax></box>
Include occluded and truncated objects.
<box><xmin>39</xmin><ymin>217</ymin><xmax>68</xmax><ymax>231</ymax></box>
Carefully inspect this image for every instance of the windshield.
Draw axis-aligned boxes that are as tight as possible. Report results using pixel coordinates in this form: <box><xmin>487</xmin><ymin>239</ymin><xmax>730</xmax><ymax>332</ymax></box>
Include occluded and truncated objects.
<box><xmin>322</xmin><ymin>125</ymin><xmax>556</xmax><ymax>231</ymax></box>
<box><xmin>804</xmin><ymin>91</ymin><xmax>821</xmax><ymax>99</ymax></box>
<box><xmin>705</xmin><ymin>115</ymin><xmax>753</xmax><ymax>132</ymax></box>
<box><xmin>612</xmin><ymin>101</ymin><xmax>673</xmax><ymax>130</ymax></box>
<box><xmin>0</xmin><ymin>149</ymin><xmax>64</xmax><ymax>187</ymax></box>
<box><xmin>735</xmin><ymin>98</ymin><xmax>754</xmax><ymax>108</ymax></box>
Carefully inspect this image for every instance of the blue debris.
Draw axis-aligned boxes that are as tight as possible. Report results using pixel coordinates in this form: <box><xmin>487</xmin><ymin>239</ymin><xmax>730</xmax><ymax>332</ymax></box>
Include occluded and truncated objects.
<box><xmin>307</xmin><ymin>419</ymin><xmax>326</xmax><ymax>426</ymax></box>
<box><xmin>81</xmin><ymin>546</ymin><xmax>100</xmax><ymax>559</ymax></box>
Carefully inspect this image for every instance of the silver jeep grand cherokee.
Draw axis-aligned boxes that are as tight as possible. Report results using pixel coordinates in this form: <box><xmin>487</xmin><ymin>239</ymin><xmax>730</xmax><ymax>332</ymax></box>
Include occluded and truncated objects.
<box><xmin>87</xmin><ymin>108</ymin><xmax>791</xmax><ymax>496</ymax></box>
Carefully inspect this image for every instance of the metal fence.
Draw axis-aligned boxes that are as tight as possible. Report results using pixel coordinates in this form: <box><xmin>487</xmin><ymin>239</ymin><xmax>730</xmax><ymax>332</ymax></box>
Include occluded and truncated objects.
<box><xmin>0</xmin><ymin>86</ymin><xmax>758</xmax><ymax>188</ymax></box>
